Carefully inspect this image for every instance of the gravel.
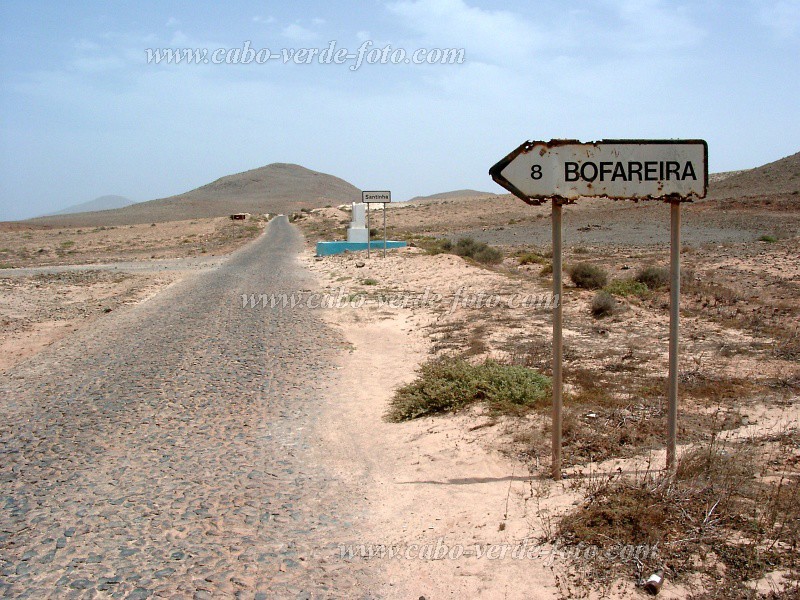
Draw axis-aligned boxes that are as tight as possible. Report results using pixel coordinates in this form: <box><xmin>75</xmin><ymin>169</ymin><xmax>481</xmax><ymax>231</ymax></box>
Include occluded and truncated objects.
<box><xmin>0</xmin><ymin>217</ymin><xmax>376</xmax><ymax>598</ymax></box>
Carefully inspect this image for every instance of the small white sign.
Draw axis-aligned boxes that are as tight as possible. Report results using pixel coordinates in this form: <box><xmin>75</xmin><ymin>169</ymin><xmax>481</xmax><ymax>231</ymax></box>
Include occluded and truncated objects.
<box><xmin>362</xmin><ymin>190</ymin><xmax>391</xmax><ymax>203</ymax></box>
<box><xmin>491</xmin><ymin>140</ymin><xmax>707</xmax><ymax>203</ymax></box>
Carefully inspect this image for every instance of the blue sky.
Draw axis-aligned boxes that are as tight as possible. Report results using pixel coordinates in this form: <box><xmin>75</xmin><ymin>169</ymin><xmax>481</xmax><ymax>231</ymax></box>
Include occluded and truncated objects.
<box><xmin>1</xmin><ymin>0</ymin><xmax>798</xmax><ymax>220</ymax></box>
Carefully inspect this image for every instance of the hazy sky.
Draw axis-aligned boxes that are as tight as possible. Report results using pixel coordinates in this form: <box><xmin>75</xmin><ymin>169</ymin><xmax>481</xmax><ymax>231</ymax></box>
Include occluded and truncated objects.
<box><xmin>1</xmin><ymin>0</ymin><xmax>799</xmax><ymax>220</ymax></box>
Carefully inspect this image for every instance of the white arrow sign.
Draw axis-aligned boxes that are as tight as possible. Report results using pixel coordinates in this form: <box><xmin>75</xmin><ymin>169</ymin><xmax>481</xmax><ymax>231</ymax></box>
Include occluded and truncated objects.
<box><xmin>490</xmin><ymin>139</ymin><xmax>707</xmax><ymax>204</ymax></box>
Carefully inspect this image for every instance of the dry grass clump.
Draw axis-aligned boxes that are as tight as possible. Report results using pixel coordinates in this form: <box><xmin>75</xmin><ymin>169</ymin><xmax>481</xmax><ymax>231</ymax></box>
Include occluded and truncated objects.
<box><xmin>416</xmin><ymin>236</ymin><xmax>504</xmax><ymax>264</ymax></box>
<box><xmin>386</xmin><ymin>356</ymin><xmax>550</xmax><ymax>422</ymax></box>
<box><xmin>591</xmin><ymin>290</ymin><xmax>616</xmax><ymax>317</ymax></box>
<box><xmin>517</xmin><ymin>251</ymin><xmax>549</xmax><ymax>266</ymax></box>
<box><xmin>555</xmin><ymin>436</ymin><xmax>800</xmax><ymax>596</ymax></box>
<box><xmin>604</xmin><ymin>278</ymin><xmax>649</xmax><ymax>298</ymax></box>
<box><xmin>568</xmin><ymin>263</ymin><xmax>608</xmax><ymax>289</ymax></box>
<box><xmin>636</xmin><ymin>265</ymin><xmax>670</xmax><ymax>289</ymax></box>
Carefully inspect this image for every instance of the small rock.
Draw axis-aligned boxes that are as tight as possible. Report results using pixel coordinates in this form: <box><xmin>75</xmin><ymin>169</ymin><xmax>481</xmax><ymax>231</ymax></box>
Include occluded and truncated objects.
<box><xmin>69</xmin><ymin>579</ymin><xmax>93</xmax><ymax>590</ymax></box>
<box><xmin>154</xmin><ymin>568</ymin><xmax>175</xmax><ymax>579</ymax></box>
<box><xmin>355</xmin><ymin>261</ymin><xmax>366</xmax><ymax>268</ymax></box>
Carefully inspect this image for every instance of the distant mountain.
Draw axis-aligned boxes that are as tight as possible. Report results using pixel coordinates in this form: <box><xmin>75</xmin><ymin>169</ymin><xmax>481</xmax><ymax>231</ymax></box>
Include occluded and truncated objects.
<box><xmin>408</xmin><ymin>189</ymin><xmax>495</xmax><ymax>202</ymax></box>
<box><xmin>28</xmin><ymin>163</ymin><xmax>361</xmax><ymax>227</ymax></box>
<box><xmin>709</xmin><ymin>151</ymin><xmax>800</xmax><ymax>198</ymax></box>
<box><xmin>48</xmin><ymin>195</ymin><xmax>134</xmax><ymax>216</ymax></box>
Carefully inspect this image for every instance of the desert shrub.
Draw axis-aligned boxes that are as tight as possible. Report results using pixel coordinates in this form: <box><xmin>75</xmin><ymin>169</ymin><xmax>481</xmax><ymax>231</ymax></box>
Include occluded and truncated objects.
<box><xmin>758</xmin><ymin>234</ymin><xmax>778</xmax><ymax>243</ymax></box>
<box><xmin>539</xmin><ymin>263</ymin><xmax>553</xmax><ymax>276</ymax></box>
<box><xmin>636</xmin><ymin>266</ymin><xmax>670</xmax><ymax>289</ymax></box>
<box><xmin>517</xmin><ymin>252</ymin><xmax>548</xmax><ymax>266</ymax></box>
<box><xmin>605</xmin><ymin>278</ymin><xmax>649</xmax><ymax>298</ymax></box>
<box><xmin>472</xmin><ymin>245</ymin><xmax>503</xmax><ymax>264</ymax></box>
<box><xmin>419</xmin><ymin>237</ymin><xmax>453</xmax><ymax>255</ymax></box>
<box><xmin>362</xmin><ymin>278</ymin><xmax>378</xmax><ymax>286</ymax></box>
<box><xmin>387</xmin><ymin>357</ymin><xmax>550</xmax><ymax>422</ymax></box>
<box><xmin>568</xmin><ymin>263</ymin><xmax>608</xmax><ymax>289</ymax></box>
<box><xmin>591</xmin><ymin>291</ymin><xmax>616</xmax><ymax>317</ymax></box>
<box><xmin>453</xmin><ymin>237</ymin><xmax>481</xmax><ymax>257</ymax></box>
<box><xmin>423</xmin><ymin>237</ymin><xmax>503</xmax><ymax>264</ymax></box>
<box><xmin>554</xmin><ymin>438</ymin><xmax>800</xmax><ymax>595</ymax></box>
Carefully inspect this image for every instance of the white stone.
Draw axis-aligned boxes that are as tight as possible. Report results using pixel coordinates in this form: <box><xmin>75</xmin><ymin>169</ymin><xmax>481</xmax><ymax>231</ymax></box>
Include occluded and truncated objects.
<box><xmin>347</xmin><ymin>202</ymin><xmax>369</xmax><ymax>243</ymax></box>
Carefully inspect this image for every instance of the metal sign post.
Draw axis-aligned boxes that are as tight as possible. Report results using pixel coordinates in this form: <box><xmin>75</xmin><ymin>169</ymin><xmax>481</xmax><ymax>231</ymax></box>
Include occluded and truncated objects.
<box><xmin>551</xmin><ymin>200</ymin><xmax>564</xmax><ymax>478</ymax></box>
<box><xmin>383</xmin><ymin>202</ymin><xmax>387</xmax><ymax>258</ymax></box>
<box><xmin>490</xmin><ymin>139</ymin><xmax>707</xmax><ymax>480</ymax></box>
<box><xmin>362</xmin><ymin>191</ymin><xmax>392</xmax><ymax>259</ymax></box>
<box><xmin>667</xmin><ymin>200</ymin><xmax>681</xmax><ymax>471</ymax></box>
<box><xmin>367</xmin><ymin>203</ymin><xmax>371</xmax><ymax>258</ymax></box>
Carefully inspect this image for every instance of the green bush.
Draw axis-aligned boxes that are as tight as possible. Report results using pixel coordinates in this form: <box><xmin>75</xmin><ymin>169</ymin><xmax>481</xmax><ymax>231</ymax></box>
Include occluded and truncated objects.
<box><xmin>636</xmin><ymin>266</ymin><xmax>670</xmax><ymax>289</ymax></box>
<box><xmin>472</xmin><ymin>245</ymin><xmax>503</xmax><ymax>264</ymax></box>
<box><xmin>758</xmin><ymin>234</ymin><xmax>777</xmax><ymax>243</ymax></box>
<box><xmin>421</xmin><ymin>238</ymin><xmax>453</xmax><ymax>255</ymax></box>
<box><xmin>387</xmin><ymin>357</ymin><xmax>551</xmax><ymax>422</ymax></box>
<box><xmin>605</xmin><ymin>278</ymin><xmax>649</xmax><ymax>298</ymax></box>
<box><xmin>423</xmin><ymin>237</ymin><xmax>502</xmax><ymax>264</ymax></box>
<box><xmin>517</xmin><ymin>252</ymin><xmax>548</xmax><ymax>266</ymax></box>
<box><xmin>591</xmin><ymin>291</ymin><xmax>616</xmax><ymax>317</ymax></box>
<box><xmin>568</xmin><ymin>263</ymin><xmax>608</xmax><ymax>289</ymax></box>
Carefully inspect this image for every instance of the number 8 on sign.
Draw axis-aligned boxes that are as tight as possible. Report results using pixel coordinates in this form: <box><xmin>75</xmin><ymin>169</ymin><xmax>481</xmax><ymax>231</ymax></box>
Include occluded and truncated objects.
<box><xmin>530</xmin><ymin>164</ymin><xmax>542</xmax><ymax>180</ymax></box>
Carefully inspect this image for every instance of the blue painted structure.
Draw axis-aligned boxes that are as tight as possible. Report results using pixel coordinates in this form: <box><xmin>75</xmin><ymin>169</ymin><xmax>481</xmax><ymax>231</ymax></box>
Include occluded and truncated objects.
<box><xmin>316</xmin><ymin>240</ymin><xmax>407</xmax><ymax>256</ymax></box>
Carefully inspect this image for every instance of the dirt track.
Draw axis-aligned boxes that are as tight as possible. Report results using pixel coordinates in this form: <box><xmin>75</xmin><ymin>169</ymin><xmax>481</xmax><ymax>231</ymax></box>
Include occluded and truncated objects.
<box><xmin>0</xmin><ymin>218</ymin><xmax>377</xmax><ymax>598</ymax></box>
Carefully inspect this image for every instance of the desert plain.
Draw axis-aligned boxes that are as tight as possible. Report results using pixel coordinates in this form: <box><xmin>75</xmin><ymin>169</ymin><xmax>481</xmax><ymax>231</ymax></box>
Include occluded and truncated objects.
<box><xmin>1</xmin><ymin>155</ymin><xmax>799</xmax><ymax>599</ymax></box>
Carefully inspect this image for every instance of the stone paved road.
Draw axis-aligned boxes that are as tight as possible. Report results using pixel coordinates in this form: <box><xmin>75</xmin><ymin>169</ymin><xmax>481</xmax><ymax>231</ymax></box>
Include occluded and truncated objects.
<box><xmin>1</xmin><ymin>217</ymin><xmax>375</xmax><ymax>599</ymax></box>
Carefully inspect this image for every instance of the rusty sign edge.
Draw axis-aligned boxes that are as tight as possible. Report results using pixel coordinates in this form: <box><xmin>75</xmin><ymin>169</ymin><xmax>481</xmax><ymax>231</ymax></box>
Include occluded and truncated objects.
<box><xmin>490</xmin><ymin>139</ymin><xmax>709</xmax><ymax>203</ymax></box>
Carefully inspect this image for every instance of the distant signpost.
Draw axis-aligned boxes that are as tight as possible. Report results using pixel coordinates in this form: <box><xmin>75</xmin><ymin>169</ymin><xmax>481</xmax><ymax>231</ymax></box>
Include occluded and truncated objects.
<box><xmin>362</xmin><ymin>191</ymin><xmax>392</xmax><ymax>257</ymax></box>
<box><xmin>490</xmin><ymin>139</ymin><xmax>708</xmax><ymax>480</ymax></box>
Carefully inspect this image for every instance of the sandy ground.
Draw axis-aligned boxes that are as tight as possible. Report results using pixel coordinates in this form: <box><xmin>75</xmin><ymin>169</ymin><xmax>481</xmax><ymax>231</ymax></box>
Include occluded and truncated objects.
<box><xmin>0</xmin><ymin>216</ymin><xmax>265</xmax><ymax>268</ymax></box>
<box><xmin>302</xmin><ymin>249</ymin><xmax>567</xmax><ymax>598</ymax></box>
<box><xmin>3</xmin><ymin>202</ymin><xmax>797</xmax><ymax>597</ymax></box>
<box><xmin>0</xmin><ymin>216</ymin><xmax>266</xmax><ymax>372</ymax></box>
<box><xmin>298</xmin><ymin>230</ymin><xmax>799</xmax><ymax>598</ymax></box>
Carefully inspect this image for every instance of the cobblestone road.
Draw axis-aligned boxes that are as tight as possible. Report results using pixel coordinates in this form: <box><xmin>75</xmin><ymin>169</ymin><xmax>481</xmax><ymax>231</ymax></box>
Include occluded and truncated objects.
<box><xmin>1</xmin><ymin>217</ymin><xmax>375</xmax><ymax>598</ymax></box>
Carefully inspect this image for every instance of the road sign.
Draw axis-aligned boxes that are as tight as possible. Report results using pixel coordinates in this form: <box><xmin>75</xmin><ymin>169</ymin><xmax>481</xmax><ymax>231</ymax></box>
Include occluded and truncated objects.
<box><xmin>489</xmin><ymin>138</ymin><xmax>708</xmax><ymax>479</ymax></box>
<box><xmin>490</xmin><ymin>139</ymin><xmax>708</xmax><ymax>204</ymax></box>
<box><xmin>362</xmin><ymin>191</ymin><xmax>391</xmax><ymax>203</ymax></box>
<box><xmin>361</xmin><ymin>191</ymin><xmax>391</xmax><ymax>258</ymax></box>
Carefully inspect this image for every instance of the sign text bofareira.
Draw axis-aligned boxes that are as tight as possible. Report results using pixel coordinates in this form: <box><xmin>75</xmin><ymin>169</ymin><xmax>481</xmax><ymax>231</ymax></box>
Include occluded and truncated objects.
<box><xmin>490</xmin><ymin>140</ymin><xmax>708</xmax><ymax>205</ymax></box>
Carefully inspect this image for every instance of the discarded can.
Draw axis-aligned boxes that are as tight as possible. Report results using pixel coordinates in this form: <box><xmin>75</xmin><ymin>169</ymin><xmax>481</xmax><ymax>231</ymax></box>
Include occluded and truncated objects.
<box><xmin>643</xmin><ymin>568</ymin><xmax>665</xmax><ymax>595</ymax></box>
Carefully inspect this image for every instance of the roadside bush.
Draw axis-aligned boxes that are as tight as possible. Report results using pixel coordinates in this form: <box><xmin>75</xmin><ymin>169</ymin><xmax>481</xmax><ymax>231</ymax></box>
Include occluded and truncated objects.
<box><xmin>636</xmin><ymin>266</ymin><xmax>670</xmax><ymax>289</ymax></box>
<box><xmin>554</xmin><ymin>439</ymin><xmax>799</xmax><ymax>594</ymax></box>
<box><xmin>591</xmin><ymin>291</ymin><xmax>616</xmax><ymax>318</ymax></box>
<box><xmin>517</xmin><ymin>251</ymin><xmax>548</xmax><ymax>266</ymax></box>
<box><xmin>758</xmin><ymin>234</ymin><xmax>778</xmax><ymax>243</ymax></box>
<box><xmin>604</xmin><ymin>278</ymin><xmax>649</xmax><ymax>298</ymax></box>
<box><xmin>419</xmin><ymin>236</ymin><xmax>502</xmax><ymax>264</ymax></box>
<box><xmin>568</xmin><ymin>263</ymin><xmax>608</xmax><ymax>289</ymax></box>
<box><xmin>387</xmin><ymin>357</ymin><xmax>551</xmax><ymax>421</ymax></box>
<box><xmin>472</xmin><ymin>244</ymin><xmax>503</xmax><ymax>264</ymax></box>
